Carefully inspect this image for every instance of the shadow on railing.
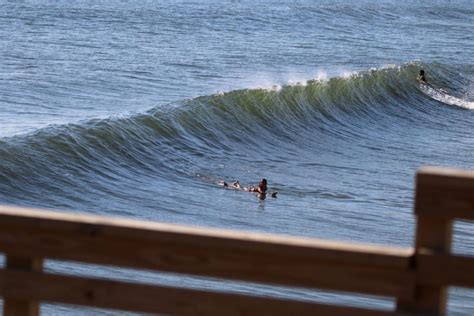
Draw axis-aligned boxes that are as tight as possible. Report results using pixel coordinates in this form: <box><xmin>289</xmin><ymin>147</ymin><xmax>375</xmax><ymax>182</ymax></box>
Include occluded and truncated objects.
<box><xmin>0</xmin><ymin>167</ymin><xmax>472</xmax><ymax>316</ymax></box>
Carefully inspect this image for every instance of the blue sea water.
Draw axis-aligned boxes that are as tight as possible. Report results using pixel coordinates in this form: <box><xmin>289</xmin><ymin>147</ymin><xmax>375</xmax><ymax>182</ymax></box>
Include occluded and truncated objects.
<box><xmin>0</xmin><ymin>0</ymin><xmax>473</xmax><ymax>314</ymax></box>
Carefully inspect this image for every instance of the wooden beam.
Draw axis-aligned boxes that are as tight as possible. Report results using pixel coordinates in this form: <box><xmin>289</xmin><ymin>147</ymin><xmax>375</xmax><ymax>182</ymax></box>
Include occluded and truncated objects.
<box><xmin>415</xmin><ymin>167</ymin><xmax>474</xmax><ymax>220</ymax></box>
<box><xmin>3</xmin><ymin>255</ymin><xmax>43</xmax><ymax>316</ymax></box>
<box><xmin>417</xmin><ymin>251</ymin><xmax>474</xmax><ymax>288</ymax></box>
<box><xmin>0</xmin><ymin>269</ymin><xmax>415</xmax><ymax>316</ymax></box>
<box><xmin>0</xmin><ymin>205</ymin><xmax>414</xmax><ymax>299</ymax></box>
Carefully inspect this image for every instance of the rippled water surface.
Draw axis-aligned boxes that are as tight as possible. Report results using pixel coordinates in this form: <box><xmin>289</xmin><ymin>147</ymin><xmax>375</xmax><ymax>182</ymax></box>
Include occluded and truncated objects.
<box><xmin>1</xmin><ymin>0</ymin><xmax>473</xmax><ymax>314</ymax></box>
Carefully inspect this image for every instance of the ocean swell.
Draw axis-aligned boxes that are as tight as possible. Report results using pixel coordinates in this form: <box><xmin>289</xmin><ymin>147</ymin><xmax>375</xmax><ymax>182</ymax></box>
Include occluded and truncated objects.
<box><xmin>0</xmin><ymin>61</ymin><xmax>471</xmax><ymax>202</ymax></box>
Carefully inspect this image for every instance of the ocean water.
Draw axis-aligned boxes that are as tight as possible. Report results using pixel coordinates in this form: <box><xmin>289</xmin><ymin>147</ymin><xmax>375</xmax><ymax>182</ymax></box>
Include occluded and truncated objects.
<box><xmin>0</xmin><ymin>0</ymin><xmax>473</xmax><ymax>314</ymax></box>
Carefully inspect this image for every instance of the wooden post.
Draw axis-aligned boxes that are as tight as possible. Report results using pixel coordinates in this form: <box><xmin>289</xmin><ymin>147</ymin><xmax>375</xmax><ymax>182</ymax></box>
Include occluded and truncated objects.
<box><xmin>3</xmin><ymin>255</ymin><xmax>43</xmax><ymax>316</ymax></box>
<box><xmin>397</xmin><ymin>168</ymin><xmax>458</xmax><ymax>316</ymax></box>
<box><xmin>397</xmin><ymin>217</ymin><xmax>452</xmax><ymax>315</ymax></box>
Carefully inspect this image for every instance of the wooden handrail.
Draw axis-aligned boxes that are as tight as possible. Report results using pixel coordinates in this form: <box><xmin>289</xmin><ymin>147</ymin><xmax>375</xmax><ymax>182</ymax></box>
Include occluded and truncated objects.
<box><xmin>0</xmin><ymin>166</ymin><xmax>472</xmax><ymax>315</ymax></box>
<box><xmin>0</xmin><ymin>205</ymin><xmax>414</xmax><ymax>299</ymax></box>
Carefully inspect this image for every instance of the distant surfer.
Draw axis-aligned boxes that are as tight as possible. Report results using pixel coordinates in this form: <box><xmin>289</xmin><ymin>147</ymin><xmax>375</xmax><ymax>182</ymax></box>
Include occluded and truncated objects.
<box><xmin>220</xmin><ymin>178</ymin><xmax>278</xmax><ymax>198</ymax></box>
<box><xmin>240</xmin><ymin>178</ymin><xmax>278</xmax><ymax>198</ymax></box>
<box><xmin>245</xmin><ymin>178</ymin><xmax>268</xmax><ymax>193</ymax></box>
<box><xmin>417</xmin><ymin>69</ymin><xmax>427</xmax><ymax>84</ymax></box>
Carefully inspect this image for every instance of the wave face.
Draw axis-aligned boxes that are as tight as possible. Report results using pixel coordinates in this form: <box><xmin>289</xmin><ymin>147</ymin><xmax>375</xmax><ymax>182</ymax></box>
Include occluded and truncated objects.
<box><xmin>1</xmin><ymin>62</ymin><xmax>473</xmax><ymax>213</ymax></box>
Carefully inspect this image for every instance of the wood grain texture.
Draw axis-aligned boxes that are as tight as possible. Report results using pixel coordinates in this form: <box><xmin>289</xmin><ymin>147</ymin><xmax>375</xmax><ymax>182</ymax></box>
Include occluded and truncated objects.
<box><xmin>0</xmin><ymin>205</ymin><xmax>414</xmax><ymax>299</ymax></box>
<box><xmin>0</xmin><ymin>269</ymin><xmax>415</xmax><ymax>316</ymax></box>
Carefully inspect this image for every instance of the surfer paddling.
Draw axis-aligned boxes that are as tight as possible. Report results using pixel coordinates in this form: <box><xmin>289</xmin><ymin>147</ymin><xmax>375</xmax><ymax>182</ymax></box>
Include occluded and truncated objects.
<box><xmin>220</xmin><ymin>178</ymin><xmax>278</xmax><ymax>198</ymax></box>
<box><xmin>247</xmin><ymin>178</ymin><xmax>268</xmax><ymax>194</ymax></box>
<box><xmin>242</xmin><ymin>178</ymin><xmax>278</xmax><ymax>199</ymax></box>
<box><xmin>417</xmin><ymin>69</ymin><xmax>427</xmax><ymax>84</ymax></box>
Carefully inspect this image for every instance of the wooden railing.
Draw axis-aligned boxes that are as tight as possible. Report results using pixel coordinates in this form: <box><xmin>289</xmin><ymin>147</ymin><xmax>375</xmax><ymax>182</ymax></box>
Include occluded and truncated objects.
<box><xmin>0</xmin><ymin>167</ymin><xmax>472</xmax><ymax>315</ymax></box>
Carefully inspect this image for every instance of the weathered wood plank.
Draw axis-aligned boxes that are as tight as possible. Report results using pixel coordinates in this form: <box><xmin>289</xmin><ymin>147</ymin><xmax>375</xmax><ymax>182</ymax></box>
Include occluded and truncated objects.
<box><xmin>0</xmin><ymin>269</ymin><xmax>415</xmax><ymax>316</ymax></box>
<box><xmin>415</xmin><ymin>167</ymin><xmax>474</xmax><ymax>220</ymax></box>
<box><xmin>417</xmin><ymin>251</ymin><xmax>474</xmax><ymax>288</ymax></box>
<box><xmin>0</xmin><ymin>205</ymin><xmax>414</xmax><ymax>299</ymax></box>
<box><xmin>0</xmin><ymin>205</ymin><xmax>412</xmax><ymax>265</ymax></box>
<box><xmin>3</xmin><ymin>255</ymin><xmax>43</xmax><ymax>316</ymax></box>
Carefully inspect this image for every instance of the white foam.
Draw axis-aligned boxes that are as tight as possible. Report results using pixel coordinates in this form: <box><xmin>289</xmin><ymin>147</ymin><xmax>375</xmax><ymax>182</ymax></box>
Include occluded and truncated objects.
<box><xmin>244</xmin><ymin>73</ymin><xmax>283</xmax><ymax>91</ymax></box>
<box><xmin>422</xmin><ymin>85</ymin><xmax>474</xmax><ymax>110</ymax></box>
<box><xmin>381</xmin><ymin>64</ymin><xmax>398</xmax><ymax>69</ymax></box>
<box><xmin>269</xmin><ymin>84</ymin><xmax>282</xmax><ymax>92</ymax></box>
<box><xmin>314</xmin><ymin>70</ymin><xmax>329</xmax><ymax>82</ymax></box>
<box><xmin>287</xmin><ymin>79</ymin><xmax>307</xmax><ymax>86</ymax></box>
<box><xmin>340</xmin><ymin>70</ymin><xmax>358</xmax><ymax>79</ymax></box>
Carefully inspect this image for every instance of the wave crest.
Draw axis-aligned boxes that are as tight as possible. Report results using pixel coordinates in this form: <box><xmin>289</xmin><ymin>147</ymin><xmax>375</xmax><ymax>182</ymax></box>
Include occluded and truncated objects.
<box><xmin>1</xmin><ymin>61</ymin><xmax>471</xmax><ymax>190</ymax></box>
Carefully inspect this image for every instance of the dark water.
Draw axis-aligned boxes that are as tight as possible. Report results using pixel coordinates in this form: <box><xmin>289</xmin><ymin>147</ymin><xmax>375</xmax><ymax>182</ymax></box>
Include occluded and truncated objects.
<box><xmin>1</xmin><ymin>0</ymin><xmax>473</xmax><ymax>314</ymax></box>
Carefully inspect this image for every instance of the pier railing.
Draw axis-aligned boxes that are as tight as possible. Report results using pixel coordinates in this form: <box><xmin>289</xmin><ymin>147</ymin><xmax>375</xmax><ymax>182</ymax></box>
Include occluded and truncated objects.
<box><xmin>0</xmin><ymin>167</ymin><xmax>472</xmax><ymax>315</ymax></box>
